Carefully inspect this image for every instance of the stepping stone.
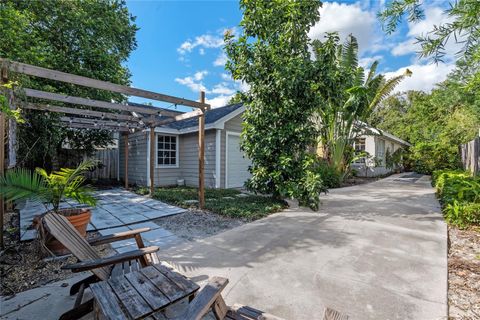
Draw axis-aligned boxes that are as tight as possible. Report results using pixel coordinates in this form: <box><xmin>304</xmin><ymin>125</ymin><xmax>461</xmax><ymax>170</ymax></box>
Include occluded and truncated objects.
<box><xmin>184</xmin><ymin>200</ymin><xmax>198</xmax><ymax>204</ymax></box>
<box><xmin>127</xmin><ymin>221</ymin><xmax>159</xmax><ymax>231</ymax></box>
<box><xmin>20</xmin><ymin>229</ymin><xmax>37</xmax><ymax>241</ymax></box>
<box><xmin>98</xmin><ymin>226</ymin><xmax>130</xmax><ymax>236</ymax></box>
<box><xmin>141</xmin><ymin>228</ymin><xmax>175</xmax><ymax>242</ymax></box>
<box><xmin>113</xmin><ymin>244</ymin><xmax>138</xmax><ymax>253</ymax></box>
<box><xmin>116</xmin><ymin>212</ymin><xmax>148</xmax><ymax>225</ymax></box>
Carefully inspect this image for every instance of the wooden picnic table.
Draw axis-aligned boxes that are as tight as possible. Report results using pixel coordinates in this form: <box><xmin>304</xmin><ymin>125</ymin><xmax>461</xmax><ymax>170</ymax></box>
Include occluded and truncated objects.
<box><xmin>90</xmin><ymin>263</ymin><xmax>200</xmax><ymax>320</ymax></box>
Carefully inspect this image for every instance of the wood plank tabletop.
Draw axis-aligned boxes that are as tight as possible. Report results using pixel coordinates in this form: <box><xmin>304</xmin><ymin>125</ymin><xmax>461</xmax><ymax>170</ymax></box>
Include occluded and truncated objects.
<box><xmin>90</xmin><ymin>263</ymin><xmax>200</xmax><ymax>320</ymax></box>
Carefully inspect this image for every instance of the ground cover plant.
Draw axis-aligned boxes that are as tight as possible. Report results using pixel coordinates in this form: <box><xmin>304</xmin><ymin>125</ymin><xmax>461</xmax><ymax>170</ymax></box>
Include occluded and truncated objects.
<box><xmin>432</xmin><ymin>169</ymin><xmax>480</xmax><ymax>228</ymax></box>
<box><xmin>136</xmin><ymin>186</ymin><xmax>287</xmax><ymax>221</ymax></box>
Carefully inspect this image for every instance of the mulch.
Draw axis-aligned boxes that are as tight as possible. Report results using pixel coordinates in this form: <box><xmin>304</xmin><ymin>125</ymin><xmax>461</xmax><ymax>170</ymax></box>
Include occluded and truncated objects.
<box><xmin>448</xmin><ymin>226</ymin><xmax>480</xmax><ymax>319</ymax></box>
<box><xmin>0</xmin><ymin>210</ymin><xmax>113</xmax><ymax>297</ymax></box>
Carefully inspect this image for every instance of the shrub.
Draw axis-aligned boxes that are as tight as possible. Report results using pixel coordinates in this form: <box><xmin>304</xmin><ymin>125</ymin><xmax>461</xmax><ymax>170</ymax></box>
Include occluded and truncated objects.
<box><xmin>445</xmin><ymin>201</ymin><xmax>480</xmax><ymax>228</ymax></box>
<box><xmin>410</xmin><ymin>142</ymin><xmax>461</xmax><ymax>174</ymax></box>
<box><xmin>433</xmin><ymin>169</ymin><xmax>480</xmax><ymax>228</ymax></box>
<box><xmin>313</xmin><ymin>159</ymin><xmax>341</xmax><ymax>188</ymax></box>
<box><xmin>433</xmin><ymin>170</ymin><xmax>479</xmax><ymax>205</ymax></box>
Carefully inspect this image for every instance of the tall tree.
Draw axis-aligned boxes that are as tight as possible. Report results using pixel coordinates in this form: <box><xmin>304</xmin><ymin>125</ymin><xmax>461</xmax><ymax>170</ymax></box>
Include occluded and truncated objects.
<box><xmin>312</xmin><ymin>33</ymin><xmax>409</xmax><ymax>178</ymax></box>
<box><xmin>378</xmin><ymin>0</ymin><xmax>480</xmax><ymax>63</ymax></box>
<box><xmin>0</xmin><ymin>0</ymin><xmax>137</xmax><ymax>169</ymax></box>
<box><xmin>225</xmin><ymin>0</ymin><xmax>325</xmax><ymax>209</ymax></box>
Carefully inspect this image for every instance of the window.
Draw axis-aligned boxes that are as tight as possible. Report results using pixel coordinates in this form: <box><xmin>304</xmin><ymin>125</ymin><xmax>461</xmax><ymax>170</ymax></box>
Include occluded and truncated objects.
<box><xmin>157</xmin><ymin>135</ymin><xmax>178</xmax><ymax>167</ymax></box>
<box><xmin>354</xmin><ymin>138</ymin><xmax>366</xmax><ymax>163</ymax></box>
<box><xmin>376</xmin><ymin>138</ymin><xmax>385</xmax><ymax>164</ymax></box>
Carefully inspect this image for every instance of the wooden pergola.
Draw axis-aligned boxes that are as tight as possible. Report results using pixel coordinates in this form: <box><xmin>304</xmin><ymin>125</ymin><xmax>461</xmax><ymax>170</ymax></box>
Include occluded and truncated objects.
<box><xmin>0</xmin><ymin>59</ymin><xmax>210</xmax><ymax>248</ymax></box>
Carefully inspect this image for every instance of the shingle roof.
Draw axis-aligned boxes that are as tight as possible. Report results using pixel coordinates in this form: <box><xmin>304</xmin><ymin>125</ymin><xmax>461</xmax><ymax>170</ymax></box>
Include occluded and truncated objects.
<box><xmin>126</xmin><ymin>101</ymin><xmax>183</xmax><ymax>122</ymax></box>
<box><xmin>164</xmin><ymin>103</ymin><xmax>244</xmax><ymax>130</ymax></box>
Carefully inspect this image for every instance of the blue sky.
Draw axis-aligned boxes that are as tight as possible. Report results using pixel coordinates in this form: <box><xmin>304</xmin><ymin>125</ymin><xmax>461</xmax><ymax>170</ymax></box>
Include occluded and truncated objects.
<box><xmin>125</xmin><ymin>1</ymin><xmax>457</xmax><ymax>112</ymax></box>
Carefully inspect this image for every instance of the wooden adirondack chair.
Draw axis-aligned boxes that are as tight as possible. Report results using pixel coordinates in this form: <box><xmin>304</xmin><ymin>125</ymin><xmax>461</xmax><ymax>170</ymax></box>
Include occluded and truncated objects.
<box><xmin>42</xmin><ymin>212</ymin><xmax>160</xmax><ymax>320</ymax></box>
<box><xmin>176</xmin><ymin>277</ymin><xmax>349</xmax><ymax>320</ymax></box>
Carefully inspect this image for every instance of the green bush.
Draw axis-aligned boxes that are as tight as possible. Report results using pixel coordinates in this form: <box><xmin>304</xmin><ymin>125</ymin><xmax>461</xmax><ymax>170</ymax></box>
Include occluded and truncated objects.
<box><xmin>445</xmin><ymin>201</ymin><xmax>480</xmax><ymax>228</ymax></box>
<box><xmin>433</xmin><ymin>169</ymin><xmax>480</xmax><ymax>228</ymax></box>
<box><xmin>411</xmin><ymin>142</ymin><xmax>462</xmax><ymax>174</ymax></box>
<box><xmin>313</xmin><ymin>159</ymin><xmax>341</xmax><ymax>188</ymax></box>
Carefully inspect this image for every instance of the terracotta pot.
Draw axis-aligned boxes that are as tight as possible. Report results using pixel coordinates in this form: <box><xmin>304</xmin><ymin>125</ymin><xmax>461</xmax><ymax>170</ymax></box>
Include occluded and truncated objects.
<box><xmin>44</xmin><ymin>208</ymin><xmax>92</xmax><ymax>256</ymax></box>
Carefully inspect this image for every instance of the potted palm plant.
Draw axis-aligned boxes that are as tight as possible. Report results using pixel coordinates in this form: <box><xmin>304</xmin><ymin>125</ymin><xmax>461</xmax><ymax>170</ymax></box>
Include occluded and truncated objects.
<box><xmin>0</xmin><ymin>159</ymin><xmax>98</xmax><ymax>254</ymax></box>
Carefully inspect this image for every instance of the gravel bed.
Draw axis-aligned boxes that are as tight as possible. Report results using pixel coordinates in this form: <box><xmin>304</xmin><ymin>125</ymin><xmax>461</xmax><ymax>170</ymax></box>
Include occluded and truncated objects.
<box><xmin>152</xmin><ymin>209</ymin><xmax>245</xmax><ymax>241</ymax></box>
<box><xmin>448</xmin><ymin>226</ymin><xmax>480</xmax><ymax>319</ymax></box>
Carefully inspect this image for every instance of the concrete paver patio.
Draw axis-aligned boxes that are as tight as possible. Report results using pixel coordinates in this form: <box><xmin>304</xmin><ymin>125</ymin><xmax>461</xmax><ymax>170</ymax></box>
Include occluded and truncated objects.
<box><xmin>2</xmin><ymin>174</ymin><xmax>447</xmax><ymax>319</ymax></box>
<box><xmin>18</xmin><ymin>188</ymin><xmax>186</xmax><ymax>241</ymax></box>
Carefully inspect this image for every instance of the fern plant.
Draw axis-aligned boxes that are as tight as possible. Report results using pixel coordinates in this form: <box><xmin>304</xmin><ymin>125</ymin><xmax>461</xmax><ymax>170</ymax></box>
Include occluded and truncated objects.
<box><xmin>0</xmin><ymin>159</ymin><xmax>98</xmax><ymax>212</ymax></box>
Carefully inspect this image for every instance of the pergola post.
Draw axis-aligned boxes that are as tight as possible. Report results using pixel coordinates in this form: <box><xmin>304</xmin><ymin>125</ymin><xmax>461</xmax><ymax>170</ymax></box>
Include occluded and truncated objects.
<box><xmin>150</xmin><ymin>126</ymin><xmax>155</xmax><ymax>196</ymax></box>
<box><xmin>198</xmin><ymin>91</ymin><xmax>206</xmax><ymax>209</ymax></box>
<box><xmin>0</xmin><ymin>66</ymin><xmax>7</xmax><ymax>249</ymax></box>
<box><xmin>124</xmin><ymin>133</ymin><xmax>129</xmax><ymax>189</ymax></box>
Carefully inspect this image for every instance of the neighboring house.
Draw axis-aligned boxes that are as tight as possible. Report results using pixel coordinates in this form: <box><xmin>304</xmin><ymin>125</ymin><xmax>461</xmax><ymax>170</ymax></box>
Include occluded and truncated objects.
<box><xmin>119</xmin><ymin>103</ymin><xmax>251</xmax><ymax>188</ymax></box>
<box><xmin>119</xmin><ymin>102</ymin><xmax>410</xmax><ymax>188</ymax></box>
<box><xmin>351</xmin><ymin>127</ymin><xmax>411</xmax><ymax>177</ymax></box>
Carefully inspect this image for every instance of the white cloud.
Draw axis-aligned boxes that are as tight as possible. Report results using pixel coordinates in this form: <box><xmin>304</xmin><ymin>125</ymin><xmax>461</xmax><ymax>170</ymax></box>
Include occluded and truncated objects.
<box><xmin>193</xmin><ymin>70</ymin><xmax>208</xmax><ymax>81</ymax></box>
<box><xmin>390</xmin><ymin>6</ymin><xmax>463</xmax><ymax>58</ymax></box>
<box><xmin>177</xmin><ymin>34</ymin><xmax>224</xmax><ymax>55</ymax></box>
<box><xmin>174</xmin><ymin>70</ymin><xmax>209</xmax><ymax>92</ymax></box>
<box><xmin>199</xmin><ymin>48</ymin><xmax>205</xmax><ymax>55</ymax></box>
<box><xmin>359</xmin><ymin>55</ymin><xmax>383</xmax><ymax>68</ymax></box>
<box><xmin>213</xmin><ymin>53</ymin><xmax>227</xmax><ymax>67</ymax></box>
<box><xmin>206</xmin><ymin>94</ymin><xmax>233</xmax><ymax>108</ymax></box>
<box><xmin>210</xmin><ymin>82</ymin><xmax>236</xmax><ymax>95</ymax></box>
<box><xmin>391</xmin><ymin>39</ymin><xmax>417</xmax><ymax>56</ymax></box>
<box><xmin>308</xmin><ymin>2</ymin><xmax>377</xmax><ymax>53</ymax></box>
<box><xmin>384</xmin><ymin>62</ymin><xmax>455</xmax><ymax>93</ymax></box>
<box><xmin>220</xmin><ymin>73</ymin><xmax>231</xmax><ymax>81</ymax></box>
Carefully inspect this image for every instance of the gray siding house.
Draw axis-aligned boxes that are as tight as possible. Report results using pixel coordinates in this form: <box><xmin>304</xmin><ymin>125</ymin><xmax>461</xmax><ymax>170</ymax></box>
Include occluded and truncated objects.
<box><xmin>119</xmin><ymin>102</ymin><xmax>411</xmax><ymax>188</ymax></box>
<box><xmin>119</xmin><ymin>103</ymin><xmax>251</xmax><ymax>189</ymax></box>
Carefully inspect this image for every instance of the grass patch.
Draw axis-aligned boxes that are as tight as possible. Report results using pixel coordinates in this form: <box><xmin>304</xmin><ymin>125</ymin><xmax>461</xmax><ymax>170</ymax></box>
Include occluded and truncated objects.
<box><xmin>135</xmin><ymin>186</ymin><xmax>287</xmax><ymax>220</ymax></box>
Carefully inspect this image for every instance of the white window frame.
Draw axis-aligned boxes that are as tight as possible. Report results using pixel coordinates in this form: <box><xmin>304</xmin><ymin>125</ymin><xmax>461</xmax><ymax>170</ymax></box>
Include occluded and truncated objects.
<box><xmin>376</xmin><ymin>138</ymin><xmax>386</xmax><ymax>164</ymax></box>
<box><xmin>156</xmin><ymin>134</ymin><xmax>179</xmax><ymax>168</ymax></box>
<box><xmin>354</xmin><ymin>138</ymin><xmax>366</xmax><ymax>164</ymax></box>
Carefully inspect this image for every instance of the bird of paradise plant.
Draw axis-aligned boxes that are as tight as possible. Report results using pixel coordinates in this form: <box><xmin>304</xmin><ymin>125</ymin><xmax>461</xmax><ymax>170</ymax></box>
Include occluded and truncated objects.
<box><xmin>312</xmin><ymin>33</ymin><xmax>411</xmax><ymax>180</ymax></box>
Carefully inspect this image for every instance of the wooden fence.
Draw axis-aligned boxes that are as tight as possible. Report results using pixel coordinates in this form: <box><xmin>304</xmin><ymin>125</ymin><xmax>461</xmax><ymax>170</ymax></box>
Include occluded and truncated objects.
<box><xmin>460</xmin><ymin>136</ymin><xmax>480</xmax><ymax>176</ymax></box>
<box><xmin>86</xmin><ymin>148</ymin><xmax>118</xmax><ymax>180</ymax></box>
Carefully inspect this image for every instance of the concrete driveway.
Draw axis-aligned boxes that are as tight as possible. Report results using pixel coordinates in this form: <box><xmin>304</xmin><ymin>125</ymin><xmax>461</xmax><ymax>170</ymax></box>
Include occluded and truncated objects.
<box><xmin>160</xmin><ymin>174</ymin><xmax>447</xmax><ymax>320</ymax></box>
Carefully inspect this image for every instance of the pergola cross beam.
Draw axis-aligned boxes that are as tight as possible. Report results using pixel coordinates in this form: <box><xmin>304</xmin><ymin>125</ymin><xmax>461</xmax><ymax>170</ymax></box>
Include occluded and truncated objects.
<box><xmin>23</xmin><ymin>103</ymin><xmax>140</xmax><ymax>122</ymax></box>
<box><xmin>1</xmin><ymin>59</ymin><xmax>209</xmax><ymax>110</ymax></box>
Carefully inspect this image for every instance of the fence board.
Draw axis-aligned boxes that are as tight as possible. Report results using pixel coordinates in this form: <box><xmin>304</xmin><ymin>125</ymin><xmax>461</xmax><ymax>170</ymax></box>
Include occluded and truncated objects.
<box><xmin>86</xmin><ymin>149</ymin><xmax>118</xmax><ymax>180</ymax></box>
<box><xmin>460</xmin><ymin>137</ymin><xmax>479</xmax><ymax>176</ymax></box>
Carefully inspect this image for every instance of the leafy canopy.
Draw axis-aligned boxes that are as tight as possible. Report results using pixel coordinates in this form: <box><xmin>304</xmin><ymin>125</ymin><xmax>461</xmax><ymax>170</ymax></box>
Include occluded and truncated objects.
<box><xmin>378</xmin><ymin>0</ymin><xmax>480</xmax><ymax>63</ymax></box>
<box><xmin>0</xmin><ymin>0</ymin><xmax>137</xmax><ymax>169</ymax></box>
<box><xmin>225</xmin><ymin>0</ymin><xmax>325</xmax><ymax>209</ymax></box>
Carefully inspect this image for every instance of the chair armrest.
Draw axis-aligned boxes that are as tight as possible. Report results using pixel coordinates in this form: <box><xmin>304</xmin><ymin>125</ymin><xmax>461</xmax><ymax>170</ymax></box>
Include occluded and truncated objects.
<box><xmin>183</xmin><ymin>277</ymin><xmax>229</xmax><ymax>320</ymax></box>
<box><xmin>88</xmin><ymin>227</ymin><xmax>150</xmax><ymax>246</ymax></box>
<box><xmin>62</xmin><ymin>246</ymin><xmax>159</xmax><ymax>272</ymax></box>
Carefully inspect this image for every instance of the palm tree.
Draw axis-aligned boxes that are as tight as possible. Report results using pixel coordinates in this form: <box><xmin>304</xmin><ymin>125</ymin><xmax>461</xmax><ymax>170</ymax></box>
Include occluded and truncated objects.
<box><xmin>0</xmin><ymin>159</ymin><xmax>98</xmax><ymax>212</ymax></box>
<box><xmin>312</xmin><ymin>33</ymin><xmax>410</xmax><ymax>178</ymax></box>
